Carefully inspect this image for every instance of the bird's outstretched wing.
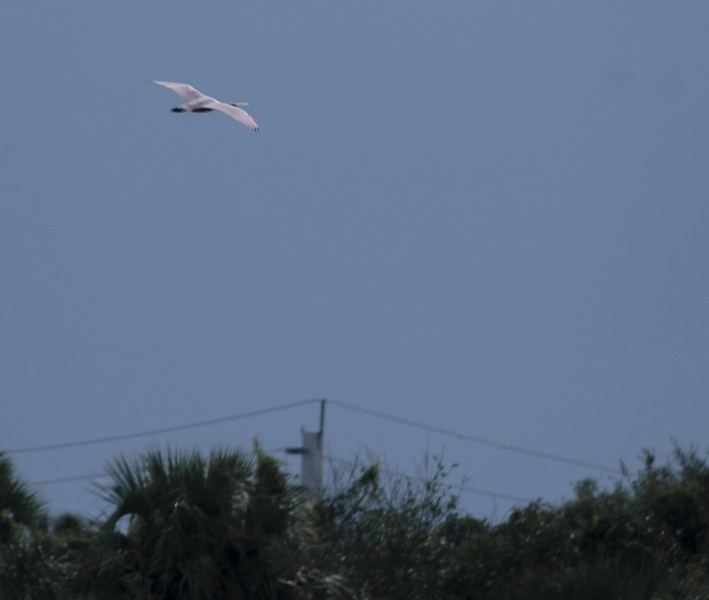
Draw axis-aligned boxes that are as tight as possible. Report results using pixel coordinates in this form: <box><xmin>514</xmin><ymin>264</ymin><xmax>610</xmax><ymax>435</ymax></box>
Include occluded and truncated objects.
<box><xmin>151</xmin><ymin>80</ymin><xmax>205</xmax><ymax>102</ymax></box>
<box><xmin>205</xmin><ymin>99</ymin><xmax>260</xmax><ymax>132</ymax></box>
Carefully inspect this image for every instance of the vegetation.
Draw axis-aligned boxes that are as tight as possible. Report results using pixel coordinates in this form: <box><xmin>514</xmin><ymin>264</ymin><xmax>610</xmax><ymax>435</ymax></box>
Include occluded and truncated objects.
<box><xmin>1</xmin><ymin>444</ymin><xmax>708</xmax><ymax>599</ymax></box>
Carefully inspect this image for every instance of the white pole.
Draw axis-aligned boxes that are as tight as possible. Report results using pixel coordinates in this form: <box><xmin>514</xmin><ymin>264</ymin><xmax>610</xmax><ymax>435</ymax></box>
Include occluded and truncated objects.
<box><xmin>286</xmin><ymin>399</ymin><xmax>325</xmax><ymax>494</ymax></box>
<box><xmin>300</xmin><ymin>429</ymin><xmax>322</xmax><ymax>491</ymax></box>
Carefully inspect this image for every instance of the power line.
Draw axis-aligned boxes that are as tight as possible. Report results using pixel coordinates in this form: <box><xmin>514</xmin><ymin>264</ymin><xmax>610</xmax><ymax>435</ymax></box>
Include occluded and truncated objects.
<box><xmin>29</xmin><ymin>447</ymin><xmax>292</xmax><ymax>487</ymax></box>
<box><xmin>324</xmin><ymin>455</ymin><xmax>532</xmax><ymax>504</ymax></box>
<box><xmin>327</xmin><ymin>399</ymin><xmax>622</xmax><ymax>475</ymax></box>
<box><xmin>31</xmin><ymin>472</ymin><xmax>110</xmax><ymax>486</ymax></box>
<box><xmin>32</xmin><ymin>453</ymin><xmax>532</xmax><ymax>504</ymax></box>
<box><xmin>7</xmin><ymin>399</ymin><xmax>321</xmax><ymax>455</ymax></box>
<box><xmin>13</xmin><ymin>397</ymin><xmax>620</xmax><ymax>480</ymax></box>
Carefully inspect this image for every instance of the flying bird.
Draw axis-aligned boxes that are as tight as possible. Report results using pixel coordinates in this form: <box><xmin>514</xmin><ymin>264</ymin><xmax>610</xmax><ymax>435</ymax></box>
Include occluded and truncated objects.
<box><xmin>151</xmin><ymin>80</ymin><xmax>260</xmax><ymax>132</ymax></box>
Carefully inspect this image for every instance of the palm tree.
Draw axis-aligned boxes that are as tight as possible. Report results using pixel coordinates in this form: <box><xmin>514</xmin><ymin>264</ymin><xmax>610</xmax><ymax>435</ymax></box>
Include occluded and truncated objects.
<box><xmin>0</xmin><ymin>451</ymin><xmax>44</xmax><ymax>544</ymax></box>
<box><xmin>84</xmin><ymin>447</ymin><xmax>300</xmax><ymax>600</ymax></box>
<box><xmin>0</xmin><ymin>451</ymin><xmax>63</xmax><ymax>599</ymax></box>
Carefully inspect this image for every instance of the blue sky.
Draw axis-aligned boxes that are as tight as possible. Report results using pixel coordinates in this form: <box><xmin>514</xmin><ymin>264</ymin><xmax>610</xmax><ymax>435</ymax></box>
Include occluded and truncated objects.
<box><xmin>1</xmin><ymin>1</ymin><xmax>708</xmax><ymax>519</ymax></box>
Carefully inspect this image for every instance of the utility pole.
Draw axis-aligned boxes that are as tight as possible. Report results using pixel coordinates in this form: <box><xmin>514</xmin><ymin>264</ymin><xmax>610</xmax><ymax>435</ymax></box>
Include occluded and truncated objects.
<box><xmin>285</xmin><ymin>399</ymin><xmax>325</xmax><ymax>493</ymax></box>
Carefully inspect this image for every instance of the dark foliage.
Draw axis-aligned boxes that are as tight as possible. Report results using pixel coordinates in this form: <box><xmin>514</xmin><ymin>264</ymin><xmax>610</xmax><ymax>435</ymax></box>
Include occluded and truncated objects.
<box><xmin>312</xmin><ymin>445</ymin><xmax>709</xmax><ymax>599</ymax></box>
<box><xmin>1</xmin><ymin>443</ymin><xmax>708</xmax><ymax>599</ymax></box>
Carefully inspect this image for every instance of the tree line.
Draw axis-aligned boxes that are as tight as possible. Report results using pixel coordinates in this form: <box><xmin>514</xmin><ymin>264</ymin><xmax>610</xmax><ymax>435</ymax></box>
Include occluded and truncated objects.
<box><xmin>1</xmin><ymin>442</ymin><xmax>708</xmax><ymax>599</ymax></box>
